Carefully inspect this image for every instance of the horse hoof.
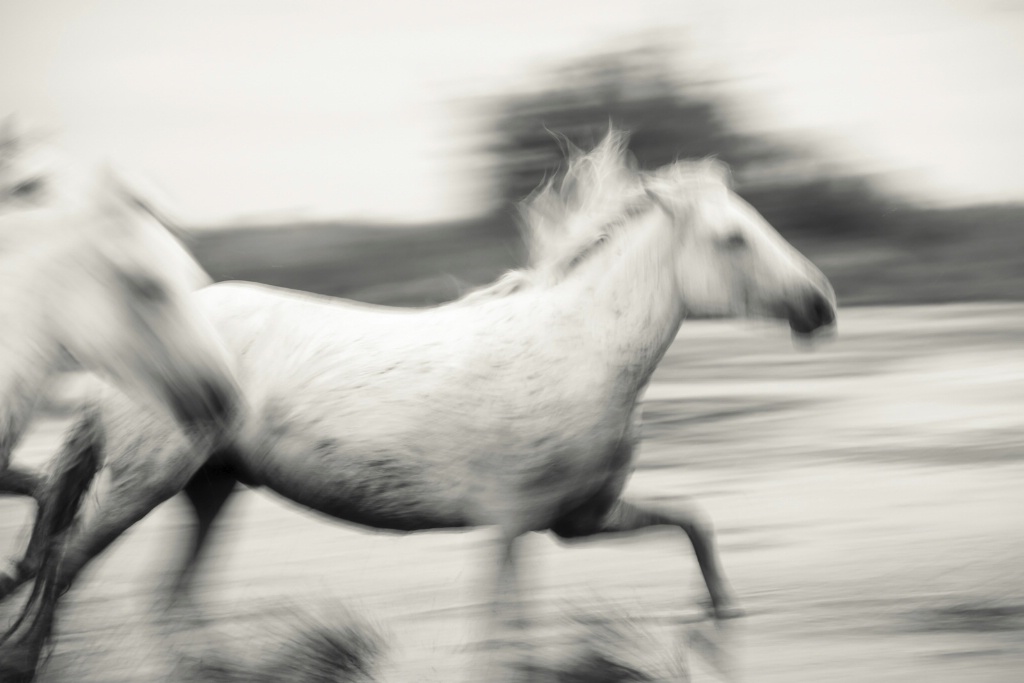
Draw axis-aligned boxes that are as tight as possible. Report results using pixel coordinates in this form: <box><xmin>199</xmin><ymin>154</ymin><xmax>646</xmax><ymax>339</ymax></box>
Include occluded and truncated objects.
<box><xmin>714</xmin><ymin>602</ymin><xmax>746</xmax><ymax>620</ymax></box>
<box><xmin>703</xmin><ymin>596</ymin><xmax>745</xmax><ymax>621</ymax></box>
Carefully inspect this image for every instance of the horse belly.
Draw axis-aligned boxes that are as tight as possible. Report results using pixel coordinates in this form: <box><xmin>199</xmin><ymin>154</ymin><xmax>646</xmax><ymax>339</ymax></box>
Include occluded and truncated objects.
<box><xmin>236</xmin><ymin>425</ymin><xmax>471</xmax><ymax>533</ymax></box>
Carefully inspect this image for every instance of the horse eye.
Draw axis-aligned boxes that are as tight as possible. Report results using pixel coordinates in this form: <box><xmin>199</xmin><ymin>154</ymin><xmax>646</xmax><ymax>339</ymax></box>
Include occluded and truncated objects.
<box><xmin>11</xmin><ymin>178</ymin><xmax>43</xmax><ymax>197</ymax></box>
<box><xmin>722</xmin><ymin>232</ymin><xmax>748</xmax><ymax>250</ymax></box>
<box><xmin>122</xmin><ymin>273</ymin><xmax>168</xmax><ymax>304</ymax></box>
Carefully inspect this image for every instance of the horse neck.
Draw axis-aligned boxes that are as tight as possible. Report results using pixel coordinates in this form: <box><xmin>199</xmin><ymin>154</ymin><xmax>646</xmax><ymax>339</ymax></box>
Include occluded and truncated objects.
<box><xmin>0</xmin><ymin>249</ymin><xmax>66</xmax><ymax>461</ymax></box>
<box><xmin>568</xmin><ymin>211</ymin><xmax>684</xmax><ymax>397</ymax></box>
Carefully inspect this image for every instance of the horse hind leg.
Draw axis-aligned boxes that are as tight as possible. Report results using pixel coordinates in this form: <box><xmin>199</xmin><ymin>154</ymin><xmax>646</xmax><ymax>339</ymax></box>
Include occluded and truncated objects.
<box><xmin>166</xmin><ymin>463</ymin><xmax>238</xmax><ymax>614</ymax></box>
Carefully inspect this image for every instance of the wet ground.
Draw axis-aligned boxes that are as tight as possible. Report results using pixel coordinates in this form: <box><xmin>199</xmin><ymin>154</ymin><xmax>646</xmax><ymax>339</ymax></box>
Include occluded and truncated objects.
<box><xmin>2</xmin><ymin>302</ymin><xmax>1022</xmax><ymax>682</ymax></box>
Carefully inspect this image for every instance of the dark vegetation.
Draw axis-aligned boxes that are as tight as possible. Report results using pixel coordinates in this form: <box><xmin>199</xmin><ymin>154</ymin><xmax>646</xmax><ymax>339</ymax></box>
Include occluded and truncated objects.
<box><xmin>175</xmin><ymin>598</ymin><xmax>688</xmax><ymax>683</ymax></box>
<box><xmin>181</xmin><ymin>602</ymin><xmax>387</xmax><ymax>683</ymax></box>
<box><xmin>192</xmin><ymin>44</ymin><xmax>1024</xmax><ymax>308</ymax></box>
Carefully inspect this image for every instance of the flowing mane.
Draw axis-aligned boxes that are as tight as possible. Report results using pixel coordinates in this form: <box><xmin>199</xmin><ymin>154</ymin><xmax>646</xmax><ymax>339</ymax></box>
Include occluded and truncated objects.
<box><xmin>458</xmin><ymin>128</ymin><xmax>731</xmax><ymax>304</ymax></box>
<box><xmin>458</xmin><ymin>129</ymin><xmax>641</xmax><ymax>303</ymax></box>
<box><xmin>517</xmin><ymin>128</ymin><xmax>644</xmax><ymax>280</ymax></box>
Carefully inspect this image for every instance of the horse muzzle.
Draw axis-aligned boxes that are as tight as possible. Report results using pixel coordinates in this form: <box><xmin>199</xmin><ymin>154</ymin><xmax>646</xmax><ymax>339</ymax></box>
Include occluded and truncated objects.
<box><xmin>786</xmin><ymin>287</ymin><xmax>837</xmax><ymax>338</ymax></box>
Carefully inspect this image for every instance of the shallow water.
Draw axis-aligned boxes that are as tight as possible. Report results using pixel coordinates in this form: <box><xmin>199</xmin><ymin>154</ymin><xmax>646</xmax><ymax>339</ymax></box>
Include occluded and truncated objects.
<box><xmin>2</xmin><ymin>303</ymin><xmax>1022</xmax><ymax>682</ymax></box>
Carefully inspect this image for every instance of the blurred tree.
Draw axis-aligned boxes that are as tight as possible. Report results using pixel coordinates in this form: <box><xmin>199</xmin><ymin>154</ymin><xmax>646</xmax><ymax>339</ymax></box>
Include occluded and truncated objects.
<box><xmin>487</xmin><ymin>42</ymin><xmax>890</xmax><ymax>239</ymax></box>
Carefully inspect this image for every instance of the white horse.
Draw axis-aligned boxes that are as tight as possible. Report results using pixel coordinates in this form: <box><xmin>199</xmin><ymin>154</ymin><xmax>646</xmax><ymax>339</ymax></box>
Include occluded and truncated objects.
<box><xmin>0</xmin><ymin>125</ymin><xmax>240</xmax><ymax>499</ymax></box>
<box><xmin>0</xmin><ymin>130</ymin><xmax>836</xmax><ymax>681</ymax></box>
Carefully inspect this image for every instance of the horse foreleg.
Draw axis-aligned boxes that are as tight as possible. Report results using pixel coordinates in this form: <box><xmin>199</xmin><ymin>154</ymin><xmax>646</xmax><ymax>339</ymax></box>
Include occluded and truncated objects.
<box><xmin>0</xmin><ymin>452</ymin><xmax>200</xmax><ymax>679</ymax></box>
<box><xmin>553</xmin><ymin>497</ymin><xmax>742</xmax><ymax>620</ymax></box>
<box><xmin>0</xmin><ymin>468</ymin><xmax>54</xmax><ymax>602</ymax></box>
<box><xmin>0</xmin><ymin>471</ymin><xmax>45</xmax><ymax>601</ymax></box>
<box><xmin>0</xmin><ymin>412</ymin><xmax>102</xmax><ymax>603</ymax></box>
<box><xmin>0</xmin><ymin>504</ymin><xmax>46</xmax><ymax>601</ymax></box>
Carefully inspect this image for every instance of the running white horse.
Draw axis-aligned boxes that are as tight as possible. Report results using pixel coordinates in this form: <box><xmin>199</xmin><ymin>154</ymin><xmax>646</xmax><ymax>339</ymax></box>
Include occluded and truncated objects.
<box><xmin>0</xmin><ymin>124</ymin><xmax>240</xmax><ymax>500</ymax></box>
<box><xmin>0</xmin><ymin>130</ymin><xmax>836</xmax><ymax>681</ymax></box>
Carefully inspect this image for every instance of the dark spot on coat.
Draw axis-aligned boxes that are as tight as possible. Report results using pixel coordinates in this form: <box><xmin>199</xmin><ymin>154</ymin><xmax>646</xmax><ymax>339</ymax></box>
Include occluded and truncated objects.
<box><xmin>314</xmin><ymin>438</ymin><xmax>339</xmax><ymax>458</ymax></box>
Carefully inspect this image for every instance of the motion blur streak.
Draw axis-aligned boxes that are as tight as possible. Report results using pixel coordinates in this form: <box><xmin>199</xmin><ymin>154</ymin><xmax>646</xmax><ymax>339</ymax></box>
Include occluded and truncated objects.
<box><xmin>0</xmin><ymin>2</ymin><xmax>1022</xmax><ymax>681</ymax></box>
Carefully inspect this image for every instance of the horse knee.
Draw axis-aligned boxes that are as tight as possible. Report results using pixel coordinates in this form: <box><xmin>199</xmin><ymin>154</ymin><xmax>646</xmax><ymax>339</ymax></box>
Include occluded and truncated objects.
<box><xmin>0</xmin><ymin>567</ymin><xmax>27</xmax><ymax>601</ymax></box>
<box><xmin>0</xmin><ymin>466</ymin><xmax>43</xmax><ymax>499</ymax></box>
<box><xmin>667</xmin><ymin>500</ymin><xmax>716</xmax><ymax>541</ymax></box>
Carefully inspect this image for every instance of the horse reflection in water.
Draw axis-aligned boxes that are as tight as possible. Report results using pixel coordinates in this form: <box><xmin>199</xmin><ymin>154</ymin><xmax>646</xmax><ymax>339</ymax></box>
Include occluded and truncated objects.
<box><xmin>0</xmin><ymin>124</ymin><xmax>239</xmax><ymax>500</ymax></box>
<box><xmin>0</xmin><ymin>129</ymin><xmax>835</xmax><ymax>681</ymax></box>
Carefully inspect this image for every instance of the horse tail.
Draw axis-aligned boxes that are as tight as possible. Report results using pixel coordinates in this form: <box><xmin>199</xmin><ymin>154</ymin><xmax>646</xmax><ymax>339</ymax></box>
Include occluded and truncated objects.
<box><xmin>0</xmin><ymin>408</ymin><xmax>104</xmax><ymax>646</ymax></box>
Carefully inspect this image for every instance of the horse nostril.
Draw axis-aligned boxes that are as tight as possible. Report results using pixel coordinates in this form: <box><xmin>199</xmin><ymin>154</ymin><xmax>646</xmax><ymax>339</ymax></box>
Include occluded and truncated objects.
<box><xmin>811</xmin><ymin>292</ymin><xmax>836</xmax><ymax>328</ymax></box>
<box><xmin>787</xmin><ymin>289</ymin><xmax>836</xmax><ymax>336</ymax></box>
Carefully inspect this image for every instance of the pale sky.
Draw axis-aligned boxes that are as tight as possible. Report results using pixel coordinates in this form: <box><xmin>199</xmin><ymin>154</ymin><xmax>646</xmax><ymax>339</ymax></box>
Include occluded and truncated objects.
<box><xmin>2</xmin><ymin>0</ymin><xmax>1022</xmax><ymax>225</ymax></box>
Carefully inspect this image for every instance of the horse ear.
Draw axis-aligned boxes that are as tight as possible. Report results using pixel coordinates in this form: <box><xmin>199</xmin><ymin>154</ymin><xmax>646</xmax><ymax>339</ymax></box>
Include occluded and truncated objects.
<box><xmin>97</xmin><ymin>165</ymin><xmax>195</xmax><ymax>247</ymax></box>
<box><xmin>0</xmin><ymin>119</ymin><xmax>51</xmax><ymax>163</ymax></box>
<box><xmin>0</xmin><ymin>117</ymin><xmax>25</xmax><ymax>177</ymax></box>
<box><xmin>126</xmin><ymin>187</ymin><xmax>195</xmax><ymax>247</ymax></box>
